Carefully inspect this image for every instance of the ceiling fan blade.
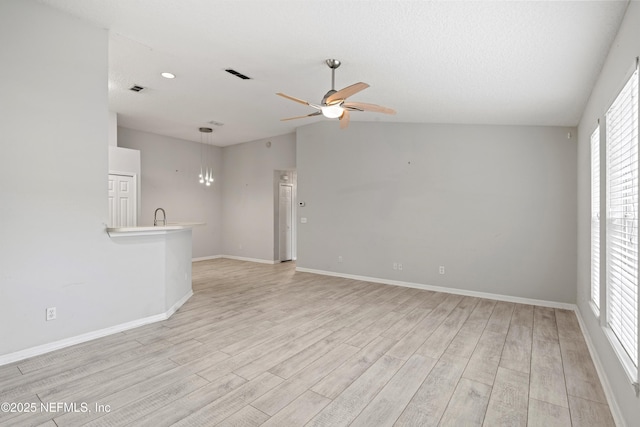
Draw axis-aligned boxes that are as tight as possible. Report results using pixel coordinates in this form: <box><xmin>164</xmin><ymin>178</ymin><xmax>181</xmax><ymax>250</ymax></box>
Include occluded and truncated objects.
<box><xmin>326</xmin><ymin>82</ymin><xmax>370</xmax><ymax>104</ymax></box>
<box><xmin>276</xmin><ymin>92</ymin><xmax>312</xmax><ymax>106</ymax></box>
<box><xmin>339</xmin><ymin>110</ymin><xmax>350</xmax><ymax>129</ymax></box>
<box><xmin>277</xmin><ymin>93</ymin><xmax>322</xmax><ymax>111</ymax></box>
<box><xmin>343</xmin><ymin>101</ymin><xmax>396</xmax><ymax>115</ymax></box>
<box><xmin>280</xmin><ymin>111</ymin><xmax>322</xmax><ymax>121</ymax></box>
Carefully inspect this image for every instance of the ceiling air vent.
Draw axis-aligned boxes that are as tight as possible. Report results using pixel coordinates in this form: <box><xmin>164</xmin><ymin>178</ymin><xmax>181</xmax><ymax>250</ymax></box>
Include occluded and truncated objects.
<box><xmin>129</xmin><ymin>85</ymin><xmax>145</xmax><ymax>92</ymax></box>
<box><xmin>225</xmin><ymin>69</ymin><xmax>251</xmax><ymax>80</ymax></box>
<box><xmin>208</xmin><ymin>120</ymin><xmax>224</xmax><ymax>127</ymax></box>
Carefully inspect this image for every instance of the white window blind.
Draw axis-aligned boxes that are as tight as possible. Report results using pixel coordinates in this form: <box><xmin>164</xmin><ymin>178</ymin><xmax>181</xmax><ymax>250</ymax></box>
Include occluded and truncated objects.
<box><xmin>592</xmin><ymin>126</ymin><xmax>601</xmax><ymax>311</ymax></box>
<box><xmin>606</xmin><ymin>68</ymin><xmax>639</xmax><ymax>368</ymax></box>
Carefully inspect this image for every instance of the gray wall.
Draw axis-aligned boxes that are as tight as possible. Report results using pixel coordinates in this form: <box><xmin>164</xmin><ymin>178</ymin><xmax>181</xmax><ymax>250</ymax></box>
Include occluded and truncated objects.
<box><xmin>0</xmin><ymin>0</ymin><xmax>182</xmax><ymax>356</ymax></box>
<box><xmin>118</xmin><ymin>127</ymin><xmax>223</xmax><ymax>258</ymax></box>
<box><xmin>576</xmin><ymin>1</ymin><xmax>640</xmax><ymax>425</ymax></box>
<box><xmin>222</xmin><ymin>134</ymin><xmax>296</xmax><ymax>261</ymax></box>
<box><xmin>297</xmin><ymin>121</ymin><xmax>577</xmax><ymax>303</ymax></box>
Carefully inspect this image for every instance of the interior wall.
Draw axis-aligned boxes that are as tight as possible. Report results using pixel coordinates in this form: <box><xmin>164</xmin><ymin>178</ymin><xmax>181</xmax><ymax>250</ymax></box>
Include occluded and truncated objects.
<box><xmin>0</xmin><ymin>0</ymin><xmax>181</xmax><ymax>357</ymax></box>
<box><xmin>297</xmin><ymin>121</ymin><xmax>577</xmax><ymax>304</ymax></box>
<box><xmin>108</xmin><ymin>111</ymin><xmax>118</xmax><ymax>147</ymax></box>
<box><xmin>576</xmin><ymin>1</ymin><xmax>640</xmax><ymax>425</ymax></box>
<box><xmin>118</xmin><ymin>127</ymin><xmax>223</xmax><ymax>259</ymax></box>
<box><xmin>221</xmin><ymin>133</ymin><xmax>296</xmax><ymax>262</ymax></box>
<box><xmin>109</xmin><ymin>146</ymin><xmax>141</xmax><ymax>176</ymax></box>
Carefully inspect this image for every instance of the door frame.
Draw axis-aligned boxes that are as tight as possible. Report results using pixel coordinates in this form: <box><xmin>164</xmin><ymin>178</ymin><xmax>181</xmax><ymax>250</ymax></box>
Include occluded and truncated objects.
<box><xmin>274</xmin><ymin>170</ymin><xmax>297</xmax><ymax>262</ymax></box>
<box><xmin>279</xmin><ymin>183</ymin><xmax>294</xmax><ymax>261</ymax></box>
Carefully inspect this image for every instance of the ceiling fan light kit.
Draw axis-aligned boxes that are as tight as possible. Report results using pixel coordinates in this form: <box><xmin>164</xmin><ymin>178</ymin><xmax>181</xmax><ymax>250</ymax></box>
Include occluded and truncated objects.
<box><xmin>321</xmin><ymin>105</ymin><xmax>344</xmax><ymax>119</ymax></box>
<box><xmin>277</xmin><ymin>58</ymin><xmax>396</xmax><ymax>129</ymax></box>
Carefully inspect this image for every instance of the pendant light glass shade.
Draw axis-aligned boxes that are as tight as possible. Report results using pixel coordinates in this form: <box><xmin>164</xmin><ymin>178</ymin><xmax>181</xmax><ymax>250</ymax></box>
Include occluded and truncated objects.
<box><xmin>198</xmin><ymin>127</ymin><xmax>215</xmax><ymax>187</ymax></box>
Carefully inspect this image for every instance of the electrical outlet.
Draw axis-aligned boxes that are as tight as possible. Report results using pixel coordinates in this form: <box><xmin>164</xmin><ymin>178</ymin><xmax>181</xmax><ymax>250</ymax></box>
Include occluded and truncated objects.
<box><xmin>439</xmin><ymin>266</ymin><xmax>445</xmax><ymax>275</ymax></box>
<box><xmin>398</xmin><ymin>263</ymin><xmax>403</xmax><ymax>271</ymax></box>
<box><xmin>46</xmin><ymin>307</ymin><xmax>57</xmax><ymax>321</ymax></box>
<box><xmin>338</xmin><ymin>256</ymin><xmax>343</xmax><ymax>263</ymax></box>
<box><xmin>393</xmin><ymin>262</ymin><xmax>398</xmax><ymax>270</ymax></box>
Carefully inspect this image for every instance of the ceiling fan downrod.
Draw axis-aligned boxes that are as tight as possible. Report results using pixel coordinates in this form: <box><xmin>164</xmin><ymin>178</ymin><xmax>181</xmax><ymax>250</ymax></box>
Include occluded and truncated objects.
<box><xmin>326</xmin><ymin>59</ymin><xmax>341</xmax><ymax>91</ymax></box>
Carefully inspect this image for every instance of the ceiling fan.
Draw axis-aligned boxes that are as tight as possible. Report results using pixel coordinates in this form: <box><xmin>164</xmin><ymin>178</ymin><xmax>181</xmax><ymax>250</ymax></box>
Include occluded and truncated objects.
<box><xmin>277</xmin><ymin>59</ymin><xmax>396</xmax><ymax>129</ymax></box>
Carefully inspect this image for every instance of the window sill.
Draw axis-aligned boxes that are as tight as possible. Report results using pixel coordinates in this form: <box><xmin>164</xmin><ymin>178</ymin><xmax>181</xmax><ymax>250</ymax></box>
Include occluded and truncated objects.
<box><xmin>602</xmin><ymin>325</ymin><xmax>639</xmax><ymax>396</ymax></box>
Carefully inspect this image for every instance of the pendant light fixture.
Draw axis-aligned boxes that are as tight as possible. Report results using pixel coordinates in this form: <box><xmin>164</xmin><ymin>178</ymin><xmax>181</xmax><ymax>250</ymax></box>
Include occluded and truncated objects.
<box><xmin>198</xmin><ymin>127</ymin><xmax>215</xmax><ymax>187</ymax></box>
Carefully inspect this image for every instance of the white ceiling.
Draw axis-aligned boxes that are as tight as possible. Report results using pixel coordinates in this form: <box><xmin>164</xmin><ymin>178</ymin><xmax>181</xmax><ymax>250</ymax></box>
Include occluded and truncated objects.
<box><xmin>40</xmin><ymin>0</ymin><xmax>629</xmax><ymax>147</ymax></box>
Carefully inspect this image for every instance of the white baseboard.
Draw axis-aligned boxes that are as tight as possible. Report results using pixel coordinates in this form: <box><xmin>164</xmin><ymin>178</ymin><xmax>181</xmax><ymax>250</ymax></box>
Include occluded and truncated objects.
<box><xmin>0</xmin><ymin>291</ymin><xmax>193</xmax><ymax>367</ymax></box>
<box><xmin>165</xmin><ymin>290</ymin><xmax>193</xmax><ymax>318</ymax></box>
<box><xmin>192</xmin><ymin>255</ymin><xmax>281</xmax><ymax>265</ymax></box>
<box><xmin>295</xmin><ymin>267</ymin><xmax>576</xmax><ymax>310</ymax></box>
<box><xmin>573</xmin><ymin>307</ymin><xmax>626</xmax><ymax>427</ymax></box>
<box><xmin>192</xmin><ymin>255</ymin><xmax>223</xmax><ymax>262</ymax></box>
<box><xmin>221</xmin><ymin>255</ymin><xmax>277</xmax><ymax>265</ymax></box>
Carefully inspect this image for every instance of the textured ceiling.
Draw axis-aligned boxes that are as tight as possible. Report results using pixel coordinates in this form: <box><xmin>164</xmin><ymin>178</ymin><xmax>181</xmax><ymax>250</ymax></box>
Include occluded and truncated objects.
<box><xmin>40</xmin><ymin>0</ymin><xmax>629</xmax><ymax>147</ymax></box>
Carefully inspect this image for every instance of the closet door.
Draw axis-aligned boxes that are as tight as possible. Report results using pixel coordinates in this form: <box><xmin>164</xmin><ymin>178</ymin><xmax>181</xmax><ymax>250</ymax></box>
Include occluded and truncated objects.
<box><xmin>108</xmin><ymin>174</ymin><xmax>137</xmax><ymax>227</ymax></box>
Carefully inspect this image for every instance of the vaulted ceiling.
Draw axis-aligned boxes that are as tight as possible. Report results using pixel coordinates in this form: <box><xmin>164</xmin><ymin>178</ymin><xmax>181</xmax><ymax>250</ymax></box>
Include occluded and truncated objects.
<box><xmin>41</xmin><ymin>0</ymin><xmax>629</xmax><ymax>146</ymax></box>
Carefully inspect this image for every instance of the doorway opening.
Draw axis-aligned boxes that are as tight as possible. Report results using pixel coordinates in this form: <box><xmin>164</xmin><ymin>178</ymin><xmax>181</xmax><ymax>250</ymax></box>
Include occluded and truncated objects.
<box><xmin>275</xmin><ymin>170</ymin><xmax>297</xmax><ymax>262</ymax></box>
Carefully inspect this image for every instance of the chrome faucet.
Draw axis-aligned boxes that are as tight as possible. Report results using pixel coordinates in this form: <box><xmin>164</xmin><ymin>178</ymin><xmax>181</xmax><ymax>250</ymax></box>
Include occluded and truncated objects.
<box><xmin>154</xmin><ymin>208</ymin><xmax>166</xmax><ymax>226</ymax></box>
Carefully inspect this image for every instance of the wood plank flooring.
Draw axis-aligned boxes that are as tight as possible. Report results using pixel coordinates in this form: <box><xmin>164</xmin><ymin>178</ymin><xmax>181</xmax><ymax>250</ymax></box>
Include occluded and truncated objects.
<box><xmin>0</xmin><ymin>259</ymin><xmax>614</xmax><ymax>426</ymax></box>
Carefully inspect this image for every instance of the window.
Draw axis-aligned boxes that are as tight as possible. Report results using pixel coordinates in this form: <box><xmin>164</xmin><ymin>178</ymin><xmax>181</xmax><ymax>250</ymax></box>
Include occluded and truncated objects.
<box><xmin>591</xmin><ymin>126</ymin><xmax>601</xmax><ymax>312</ymax></box>
<box><xmin>606</xmin><ymin>68</ymin><xmax>638</xmax><ymax>369</ymax></box>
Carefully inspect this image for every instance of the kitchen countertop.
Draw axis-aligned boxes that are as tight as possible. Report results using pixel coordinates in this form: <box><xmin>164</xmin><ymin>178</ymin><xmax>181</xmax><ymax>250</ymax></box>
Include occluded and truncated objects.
<box><xmin>107</xmin><ymin>222</ymin><xmax>204</xmax><ymax>237</ymax></box>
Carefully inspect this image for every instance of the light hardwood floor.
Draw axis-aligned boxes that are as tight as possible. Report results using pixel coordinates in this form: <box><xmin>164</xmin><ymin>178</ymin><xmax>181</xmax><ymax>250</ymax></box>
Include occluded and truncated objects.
<box><xmin>0</xmin><ymin>259</ymin><xmax>614</xmax><ymax>426</ymax></box>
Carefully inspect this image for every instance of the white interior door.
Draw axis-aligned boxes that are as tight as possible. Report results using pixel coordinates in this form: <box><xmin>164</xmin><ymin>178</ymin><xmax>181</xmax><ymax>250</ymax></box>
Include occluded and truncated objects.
<box><xmin>108</xmin><ymin>176</ymin><xmax>117</xmax><ymax>227</ymax></box>
<box><xmin>108</xmin><ymin>174</ymin><xmax>136</xmax><ymax>227</ymax></box>
<box><xmin>279</xmin><ymin>184</ymin><xmax>293</xmax><ymax>261</ymax></box>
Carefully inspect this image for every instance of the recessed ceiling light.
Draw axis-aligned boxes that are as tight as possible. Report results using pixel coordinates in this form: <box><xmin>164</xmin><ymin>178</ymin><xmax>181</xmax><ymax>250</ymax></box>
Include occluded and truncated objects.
<box><xmin>161</xmin><ymin>72</ymin><xmax>175</xmax><ymax>79</ymax></box>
